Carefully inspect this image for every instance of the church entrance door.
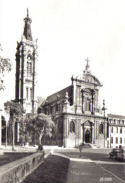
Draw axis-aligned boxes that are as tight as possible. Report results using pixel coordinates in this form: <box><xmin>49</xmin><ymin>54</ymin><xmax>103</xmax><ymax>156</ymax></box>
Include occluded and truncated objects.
<box><xmin>85</xmin><ymin>129</ymin><xmax>91</xmax><ymax>143</ymax></box>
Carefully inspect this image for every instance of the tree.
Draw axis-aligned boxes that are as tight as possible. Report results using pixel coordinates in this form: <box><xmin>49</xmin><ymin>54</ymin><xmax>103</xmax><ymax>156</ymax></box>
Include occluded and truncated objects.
<box><xmin>4</xmin><ymin>100</ymin><xmax>24</xmax><ymax>150</ymax></box>
<box><xmin>0</xmin><ymin>44</ymin><xmax>11</xmax><ymax>90</ymax></box>
<box><xmin>22</xmin><ymin>113</ymin><xmax>55</xmax><ymax>145</ymax></box>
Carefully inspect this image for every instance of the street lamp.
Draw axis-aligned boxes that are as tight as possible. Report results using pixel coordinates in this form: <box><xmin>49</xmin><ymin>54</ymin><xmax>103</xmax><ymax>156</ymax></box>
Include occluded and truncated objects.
<box><xmin>102</xmin><ymin>99</ymin><xmax>107</xmax><ymax>148</ymax></box>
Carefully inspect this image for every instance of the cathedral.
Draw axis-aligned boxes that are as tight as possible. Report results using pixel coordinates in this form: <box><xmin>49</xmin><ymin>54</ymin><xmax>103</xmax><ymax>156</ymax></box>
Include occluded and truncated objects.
<box><xmin>14</xmin><ymin>10</ymin><xmax>108</xmax><ymax>148</ymax></box>
<box><xmin>40</xmin><ymin>58</ymin><xmax>108</xmax><ymax>148</ymax></box>
<box><xmin>1</xmin><ymin>11</ymin><xmax>125</xmax><ymax>149</ymax></box>
<box><xmin>11</xmin><ymin>11</ymin><xmax>125</xmax><ymax>148</ymax></box>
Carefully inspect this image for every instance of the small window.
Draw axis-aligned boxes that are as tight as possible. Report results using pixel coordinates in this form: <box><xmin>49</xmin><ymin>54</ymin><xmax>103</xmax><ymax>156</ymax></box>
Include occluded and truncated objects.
<box><xmin>30</xmin><ymin>88</ymin><xmax>32</xmax><ymax>101</ymax></box>
<box><xmin>70</xmin><ymin>121</ymin><xmax>75</xmax><ymax>133</ymax></box>
<box><xmin>109</xmin><ymin>119</ymin><xmax>112</xmax><ymax>124</ymax></box>
<box><xmin>120</xmin><ymin>127</ymin><xmax>122</xmax><ymax>134</ymax></box>
<box><xmin>99</xmin><ymin>123</ymin><xmax>103</xmax><ymax>134</ymax></box>
<box><xmin>110</xmin><ymin>137</ymin><xmax>113</xmax><ymax>144</ymax></box>
<box><xmin>111</xmin><ymin>127</ymin><xmax>113</xmax><ymax>133</ymax></box>
<box><xmin>115</xmin><ymin>137</ymin><xmax>118</xmax><ymax>144</ymax></box>
<box><xmin>120</xmin><ymin>138</ymin><xmax>122</xmax><ymax>144</ymax></box>
<box><xmin>116</xmin><ymin>127</ymin><xmax>118</xmax><ymax>133</ymax></box>
<box><xmin>26</xmin><ymin>87</ymin><xmax>28</xmax><ymax>100</ymax></box>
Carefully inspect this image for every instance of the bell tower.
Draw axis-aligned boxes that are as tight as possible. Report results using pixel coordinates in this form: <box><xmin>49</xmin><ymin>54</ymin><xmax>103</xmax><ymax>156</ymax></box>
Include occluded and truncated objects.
<box><xmin>15</xmin><ymin>9</ymin><xmax>37</xmax><ymax>113</ymax></box>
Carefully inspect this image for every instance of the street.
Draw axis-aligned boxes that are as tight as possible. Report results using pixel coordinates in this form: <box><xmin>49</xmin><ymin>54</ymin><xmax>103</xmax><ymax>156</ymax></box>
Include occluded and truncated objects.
<box><xmin>67</xmin><ymin>157</ymin><xmax>125</xmax><ymax>183</ymax></box>
<box><xmin>23</xmin><ymin>149</ymin><xmax>125</xmax><ymax>183</ymax></box>
<box><xmin>64</xmin><ymin>150</ymin><xmax>125</xmax><ymax>183</ymax></box>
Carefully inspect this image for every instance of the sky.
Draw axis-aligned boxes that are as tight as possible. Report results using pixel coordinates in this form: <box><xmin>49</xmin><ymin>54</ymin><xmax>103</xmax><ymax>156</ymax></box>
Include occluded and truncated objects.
<box><xmin>0</xmin><ymin>0</ymin><xmax>125</xmax><ymax>115</ymax></box>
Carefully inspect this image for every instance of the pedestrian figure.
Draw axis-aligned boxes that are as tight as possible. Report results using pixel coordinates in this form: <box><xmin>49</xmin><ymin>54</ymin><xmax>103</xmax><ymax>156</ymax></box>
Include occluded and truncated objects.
<box><xmin>79</xmin><ymin>144</ymin><xmax>83</xmax><ymax>157</ymax></box>
<box><xmin>37</xmin><ymin>144</ymin><xmax>45</xmax><ymax>157</ymax></box>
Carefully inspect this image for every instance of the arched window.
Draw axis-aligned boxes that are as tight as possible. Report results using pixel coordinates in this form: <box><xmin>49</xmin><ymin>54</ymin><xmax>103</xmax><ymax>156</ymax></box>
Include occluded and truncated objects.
<box><xmin>27</xmin><ymin>55</ymin><xmax>32</xmax><ymax>77</ymax></box>
<box><xmin>70</xmin><ymin>121</ymin><xmax>75</xmax><ymax>133</ymax></box>
<box><xmin>99</xmin><ymin>123</ymin><xmax>103</xmax><ymax>134</ymax></box>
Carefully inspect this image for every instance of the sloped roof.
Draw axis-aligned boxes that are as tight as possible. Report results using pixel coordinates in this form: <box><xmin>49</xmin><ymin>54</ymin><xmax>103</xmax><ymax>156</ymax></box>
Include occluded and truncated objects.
<box><xmin>108</xmin><ymin>113</ymin><xmax>125</xmax><ymax>119</ymax></box>
<box><xmin>45</xmin><ymin>85</ymin><xmax>73</xmax><ymax>105</ymax></box>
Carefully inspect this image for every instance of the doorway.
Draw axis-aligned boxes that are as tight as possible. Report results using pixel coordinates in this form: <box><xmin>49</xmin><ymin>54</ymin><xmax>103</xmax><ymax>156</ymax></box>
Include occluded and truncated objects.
<box><xmin>85</xmin><ymin>129</ymin><xmax>91</xmax><ymax>143</ymax></box>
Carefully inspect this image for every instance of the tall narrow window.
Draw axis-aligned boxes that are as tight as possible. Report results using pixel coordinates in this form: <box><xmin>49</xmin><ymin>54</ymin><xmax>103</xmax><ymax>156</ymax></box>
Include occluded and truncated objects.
<box><xmin>120</xmin><ymin>137</ymin><xmax>122</xmax><ymax>144</ymax></box>
<box><xmin>115</xmin><ymin>137</ymin><xmax>118</xmax><ymax>144</ymax></box>
<box><xmin>116</xmin><ymin>127</ymin><xmax>118</xmax><ymax>133</ymax></box>
<box><xmin>30</xmin><ymin>88</ymin><xmax>32</xmax><ymax>101</ymax></box>
<box><xmin>70</xmin><ymin>121</ymin><xmax>75</xmax><ymax>133</ymax></box>
<box><xmin>120</xmin><ymin>127</ymin><xmax>122</xmax><ymax>134</ymax></box>
<box><xmin>30</xmin><ymin>62</ymin><xmax>32</xmax><ymax>74</ymax></box>
<box><xmin>110</xmin><ymin>137</ymin><xmax>113</xmax><ymax>144</ymax></box>
<box><xmin>88</xmin><ymin>99</ymin><xmax>91</xmax><ymax>111</ymax></box>
<box><xmin>85</xmin><ymin>98</ymin><xmax>91</xmax><ymax>111</ymax></box>
<box><xmin>26</xmin><ymin>87</ymin><xmax>28</xmax><ymax>100</ymax></box>
<box><xmin>99</xmin><ymin>123</ymin><xmax>103</xmax><ymax>134</ymax></box>
<box><xmin>111</xmin><ymin>127</ymin><xmax>113</xmax><ymax>133</ymax></box>
<box><xmin>27</xmin><ymin>55</ymin><xmax>32</xmax><ymax>77</ymax></box>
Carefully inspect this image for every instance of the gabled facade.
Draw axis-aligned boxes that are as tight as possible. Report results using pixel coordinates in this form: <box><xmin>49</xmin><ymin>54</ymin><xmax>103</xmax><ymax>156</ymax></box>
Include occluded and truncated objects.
<box><xmin>41</xmin><ymin>60</ymin><xmax>108</xmax><ymax>148</ymax></box>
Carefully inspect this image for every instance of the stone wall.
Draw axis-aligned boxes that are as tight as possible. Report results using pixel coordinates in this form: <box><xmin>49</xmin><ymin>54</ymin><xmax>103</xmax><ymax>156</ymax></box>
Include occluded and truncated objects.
<box><xmin>0</xmin><ymin>152</ymin><xmax>45</xmax><ymax>183</ymax></box>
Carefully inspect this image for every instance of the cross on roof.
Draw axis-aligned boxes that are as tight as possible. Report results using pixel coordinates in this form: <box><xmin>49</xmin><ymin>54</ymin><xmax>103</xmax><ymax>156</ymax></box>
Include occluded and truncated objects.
<box><xmin>85</xmin><ymin>57</ymin><xmax>90</xmax><ymax>71</ymax></box>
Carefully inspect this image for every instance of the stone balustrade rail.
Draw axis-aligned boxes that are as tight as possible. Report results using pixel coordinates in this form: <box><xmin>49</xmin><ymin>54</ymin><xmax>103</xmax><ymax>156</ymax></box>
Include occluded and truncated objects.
<box><xmin>0</xmin><ymin>151</ymin><xmax>46</xmax><ymax>183</ymax></box>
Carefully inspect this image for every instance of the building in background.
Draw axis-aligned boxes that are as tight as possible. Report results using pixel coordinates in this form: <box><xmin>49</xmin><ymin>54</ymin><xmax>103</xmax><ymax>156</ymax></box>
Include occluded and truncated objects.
<box><xmin>108</xmin><ymin>114</ymin><xmax>125</xmax><ymax>148</ymax></box>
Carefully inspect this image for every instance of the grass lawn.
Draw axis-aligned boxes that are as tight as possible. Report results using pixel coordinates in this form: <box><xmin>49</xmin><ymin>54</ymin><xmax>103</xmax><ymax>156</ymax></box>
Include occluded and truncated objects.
<box><xmin>23</xmin><ymin>155</ymin><xmax>70</xmax><ymax>183</ymax></box>
<box><xmin>0</xmin><ymin>152</ymin><xmax>33</xmax><ymax>166</ymax></box>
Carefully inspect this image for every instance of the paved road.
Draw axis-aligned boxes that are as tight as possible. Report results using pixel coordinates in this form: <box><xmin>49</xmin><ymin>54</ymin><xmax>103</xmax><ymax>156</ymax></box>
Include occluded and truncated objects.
<box><xmin>66</xmin><ymin>159</ymin><xmax>125</xmax><ymax>183</ymax></box>
<box><xmin>22</xmin><ymin>148</ymin><xmax>125</xmax><ymax>183</ymax></box>
<box><xmin>65</xmin><ymin>151</ymin><xmax>125</xmax><ymax>183</ymax></box>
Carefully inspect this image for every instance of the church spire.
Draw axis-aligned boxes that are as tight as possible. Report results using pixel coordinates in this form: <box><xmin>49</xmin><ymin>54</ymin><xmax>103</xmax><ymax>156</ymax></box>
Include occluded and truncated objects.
<box><xmin>23</xmin><ymin>9</ymin><xmax>33</xmax><ymax>41</ymax></box>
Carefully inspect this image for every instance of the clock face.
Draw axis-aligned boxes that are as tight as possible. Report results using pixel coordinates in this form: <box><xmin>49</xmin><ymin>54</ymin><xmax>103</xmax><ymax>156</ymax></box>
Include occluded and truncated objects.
<box><xmin>27</xmin><ymin>55</ymin><xmax>32</xmax><ymax>61</ymax></box>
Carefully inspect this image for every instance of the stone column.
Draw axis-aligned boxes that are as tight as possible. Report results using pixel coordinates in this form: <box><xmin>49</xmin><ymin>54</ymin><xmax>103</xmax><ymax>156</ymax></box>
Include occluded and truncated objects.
<box><xmin>91</xmin><ymin>89</ymin><xmax>95</xmax><ymax>114</ymax></box>
<box><xmin>81</xmin><ymin>89</ymin><xmax>84</xmax><ymax>113</ymax></box>
<box><xmin>63</xmin><ymin>117</ymin><xmax>68</xmax><ymax>148</ymax></box>
<box><xmin>78</xmin><ymin>120</ymin><xmax>82</xmax><ymax>145</ymax></box>
<box><xmin>92</xmin><ymin>126</ymin><xmax>94</xmax><ymax>144</ymax></box>
<box><xmin>82</xmin><ymin>124</ymin><xmax>85</xmax><ymax>144</ymax></box>
<box><xmin>71</xmin><ymin>76</ymin><xmax>76</xmax><ymax>105</ymax></box>
<box><xmin>91</xmin><ymin>125</ymin><xmax>92</xmax><ymax>143</ymax></box>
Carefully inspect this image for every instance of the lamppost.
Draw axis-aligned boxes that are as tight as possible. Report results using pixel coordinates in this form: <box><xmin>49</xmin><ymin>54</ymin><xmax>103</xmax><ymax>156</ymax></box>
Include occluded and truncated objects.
<box><xmin>102</xmin><ymin>99</ymin><xmax>107</xmax><ymax>148</ymax></box>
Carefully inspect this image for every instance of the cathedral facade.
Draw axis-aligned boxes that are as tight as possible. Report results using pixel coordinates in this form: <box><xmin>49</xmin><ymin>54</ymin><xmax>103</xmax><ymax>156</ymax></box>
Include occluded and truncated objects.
<box><xmin>41</xmin><ymin>60</ymin><xmax>108</xmax><ymax>148</ymax></box>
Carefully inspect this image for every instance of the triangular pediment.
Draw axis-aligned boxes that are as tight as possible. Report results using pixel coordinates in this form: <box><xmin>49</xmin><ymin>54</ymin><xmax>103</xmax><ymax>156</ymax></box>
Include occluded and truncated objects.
<box><xmin>75</xmin><ymin>72</ymin><xmax>102</xmax><ymax>87</ymax></box>
<box><xmin>83</xmin><ymin>120</ymin><xmax>93</xmax><ymax>126</ymax></box>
